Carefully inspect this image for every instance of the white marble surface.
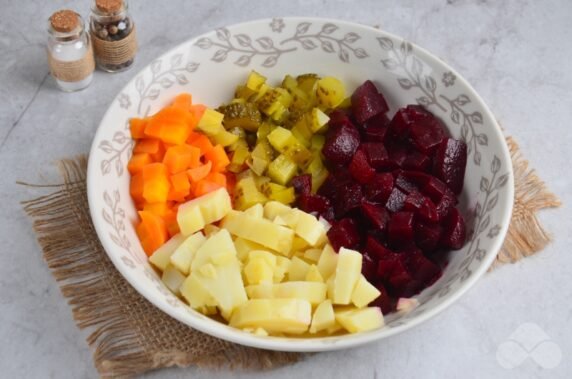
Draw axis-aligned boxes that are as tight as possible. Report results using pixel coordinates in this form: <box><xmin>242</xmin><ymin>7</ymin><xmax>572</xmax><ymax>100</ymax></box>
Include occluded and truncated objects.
<box><xmin>1</xmin><ymin>0</ymin><xmax>571</xmax><ymax>378</ymax></box>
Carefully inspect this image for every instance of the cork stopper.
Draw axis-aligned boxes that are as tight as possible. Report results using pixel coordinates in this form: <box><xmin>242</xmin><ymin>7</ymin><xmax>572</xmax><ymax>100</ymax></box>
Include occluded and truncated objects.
<box><xmin>50</xmin><ymin>10</ymin><xmax>79</xmax><ymax>33</ymax></box>
<box><xmin>96</xmin><ymin>0</ymin><xmax>123</xmax><ymax>13</ymax></box>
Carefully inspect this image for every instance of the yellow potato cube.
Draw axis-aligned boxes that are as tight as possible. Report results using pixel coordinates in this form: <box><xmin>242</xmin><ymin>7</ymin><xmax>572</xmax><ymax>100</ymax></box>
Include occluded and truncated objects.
<box><xmin>293</xmin><ymin>210</ymin><xmax>327</xmax><ymax>247</ymax></box>
<box><xmin>193</xmin><ymin>260</ymin><xmax>247</xmax><ymax>315</ymax></box>
<box><xmin>263</xmin><ymin>201</ymin><xmax>291</xmax><ymax>221</ymax></box>
<box><xmin>273</xmin><ymin>256</ymin><xmax>291</xmax><ymax>283</ymax></box>
<box><xmin>177</xmin><ymin>188</ymin><xmax>232</xmax><ymax>235</ymax></box>
<box><xmin>246</xmin><ymin>283</ymin><xmax>274</xmax><ymax>299</ymax></box>
<box><xmin>335</xmin><ymin>307</ymin><xmax>384</xmax><ymax>333</ymax></box>
<box><xmin>303</xmin><ymin>249</ymin><xmax>322</xmax><ymax>263</ymax></box>
<box><xmin>290</xmin><ymin>236</ymin><xmax>309</xmax><ymax>256</ymax></box>
<box><xmin>288</xmin><ymin>256</ymin><xmax>311</xmax><ymax>281</ymax></box>
<box><xmin>333</xmin><ymin>248</ymin><xmax>362</xmax><ymax>305</ymax></box>
<box><xmin>310</xmin><ymin>300</ymin><xmax>335</xmax><ymax>333</ymax></box>
<box><xmin>191</xmin><ymin>229</ymin><xmax>236</xmax><ymax>271</ymax></box>
<box><xmin>229</xmin><ymin>299</ymin><xmax>312</xmax><ymax>334</ymax></box>
<box><xmin>234</xmin><ymin>237</ymin><xmax>268</xmax><ymax>262</ymax></box>
<box><xmin>203</xmin><ymin>223</ymin><xmax>220</xmax><ymax>237</ymax></box>
<box><xmin>273</xmin><ymin>281</ymin><xmax>327</xmax><ymax>305</ymax></box>
<box><xmin>351</xmin><ymin>275</ymin><xmax>381</xmax><ymax>308</ymax></box>
<box><xmin>170</xmin><ymin>232</ymin><xmax>206</xmax><ymax>275</ymax></box>
<box><xmin>244</xmin><ymin>257</ymin><xmax>274</xmax><ymax>285</ymax></box>
<box><xmin>149</xmin><ymin>234</ymin><xmax>186</xmax><ymax>272</ymax></box>
<box><xmin>199</xmin><ymin>263</ymin><xmax>218</xmax><ymax>279</ymax></box>
<box><xmin>305</xmin><ymin>264</ymin><xmax>324</xmax><ymax>283</ymax></box>
<box><xmin>317</xmin><ymin>244</ymin><xmax>338</xmax><ymax>280</ymax></box>
<box><xmin>244</xmin><ymin>203</ymin><xmax>264</xmax><ymax>218</ymax></box>
<box><xmin>180</xmin><ymin>274</ymin><xmax>216</xmax><ymax>310</ymax></box>
<box><xmin>222</xmin><ymin>210</ymin><xmax>294</xmax><ymax>255</ymax></box>
<box><xmin>161</xmin><ymin>265</ymin><xmax>186</xmax><ymax>295</ymax></box>
<box><xmin>248</xmin><ymin>250</ymin><xmax>277</xmax><ymax>268</ymax></box>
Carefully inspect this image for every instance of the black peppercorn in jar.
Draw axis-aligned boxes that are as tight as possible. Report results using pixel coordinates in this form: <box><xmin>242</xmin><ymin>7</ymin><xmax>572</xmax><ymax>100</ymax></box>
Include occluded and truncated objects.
<box><xmin>90</xmin><ymin>0</ymin><xmax>137</xmax><ymax>72</ymax></box>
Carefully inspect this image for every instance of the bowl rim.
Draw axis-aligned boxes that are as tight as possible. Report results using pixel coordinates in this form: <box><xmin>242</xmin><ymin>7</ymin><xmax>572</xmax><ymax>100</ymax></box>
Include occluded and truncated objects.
<box><xmin>87</xmin><ymin>16</ymin><xmax>514</xmax><ymax>352</ymax></box>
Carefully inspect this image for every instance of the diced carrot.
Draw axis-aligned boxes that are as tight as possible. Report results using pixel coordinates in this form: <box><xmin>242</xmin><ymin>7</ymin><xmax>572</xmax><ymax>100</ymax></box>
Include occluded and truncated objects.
<box><xmin>189</xmin><ymin>133</ymin><xmax>214</xmax><ymax>155</ymax></box>
<box><xmin>130</xmin><ymin>118</ymin><xmax>148</xmax><ymax>139</ymax></box>
<box><xmin>137</xmin><ymin>211</ymin><xmax>168</xmax><ymax>256</ymax></box>
<box><xmin>193</xmin><ymin>179</ymin><xmax>224</xmax><ymax>197</ymax></box>
<box><xmin>130</xmin><ymin>173</ymin><xmax>145</xmax><ymax>203</ymax></box>
<box><xmin>142</xmin><ymin>163</ymin><xmax>170</xmax><ymax>203</ymax></box>
<box><xmin>172</xmin><ymin>93</ymin><xmax>193</xmax><ymax>111</ymax></box>
<box><xmin>128</xmin><ymin>153</ymin><xmax>152</xmax><ymax>175</ymax></box>
<box><xmin>144</xmin><ymin>107</ymin><xmax>192</xmax><ymax>145</ymax></box>
<box><xmin>170</xmin><ymin>171</ymin><xmax>191</xmax><ymax>195</ymax></box>
<box><xmin>205</xmin><ymin>144</ymin><xmax>230</xmax><ymax>172</ymax></box>
<box><xmin>205</xmin><ymin>171</ymin><xmax>227</xmax><ymax>187</ymax></box>
<box><xmin>163</xmin><ymin>144</ymin><xmax>201</xmax><ymax>174</ymax></box>
<box><xmin>164</xmin><ymin>210</ymin><xmax>180</xmax><ymax>238</ymax></box>
<box><xmin>187</xmin><ymin>161</ymin><xmax>212</xmax><ymax>182</ymax></box>
<box><xmin>150</xmin><ymin>141</ymin><xmax>166</xmax><ymax>162</ymax></box>
<box><xmin>225</xmin><ymin>172</ymin><xmax>237</xmax><ymax>193</ymax></box>
<box><xmin>143</xmin><ymin>202</ymin><xmax>171</xmax><ymax>218</ymax></box>
<box><xmin>134</xmin><ymin>138</ymin><xmax>161</xmax><ymax>154</ymax></box>
<box><xmin>190</xmin><ymin>104</ymin><xmax>207</xmax><ymax>122</ymax></box>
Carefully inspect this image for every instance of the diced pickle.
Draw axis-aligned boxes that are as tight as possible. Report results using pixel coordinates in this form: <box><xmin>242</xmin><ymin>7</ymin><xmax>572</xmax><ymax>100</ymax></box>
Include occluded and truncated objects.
<box><xmin>234</xmin><ymin>176</ymin><xmax>268</xmax><ymax>210</ymax></box>
<box><xmin>268</xmin><ymin>154</ymin><xmax>298</xmax><ymax>185</ymax></box>
<box><xmin>218</xmin><ymin>102</ymin><xmax>262</xmax><ymax>131</ymax></box>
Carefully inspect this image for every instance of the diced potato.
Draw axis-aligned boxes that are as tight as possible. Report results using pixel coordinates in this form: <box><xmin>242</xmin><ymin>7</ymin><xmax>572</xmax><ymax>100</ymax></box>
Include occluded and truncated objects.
<box><xmin>177</xmin><ymin>188</ymin><xmax>232</xmax><ymax>236</ymax></box>
<box><xmin>254</xmin><ymin>327</ymin><xmax>268</xmax><ymax>336</ymax></box>
<box><xmin>191</xmin><ymin>229</ymin><xmax>236</xmax><ymax>271</ymax></box>
<box><xmin>273</xmin><ymin>281</ymin><xmax>326</xmax><ymax>305</ymax></box>
<box><xmin>267</xmin><ymin>154</ymin><xmax>297</xmax><ymax>186</ymax></box>
<box><xmin>303</xmin><ymin>249</ymin><xmax>322</xmax><ymax>263</ymax></box>
<box><xmin>310</xmin><ymin>300</ymin><xmax>335</xmax><ymax>333</ymax></box>
<box><xmin>333</xmin><ymin>248</ymin><xmax>362</xmax><ymax>305</ymax></box>
<box><xmin>199</xmin><ymin>263</ymin><xmax>218</xmax><ymax>278</ymax></box>
<box><xmin>229</xmin><ymin>299</ymin><xmax>312</xmax><ymax>334</ymax></box>
<box><xmin>244</xmin><ymin>203</ymin><xmax>264</xmax><ymax>218</ymax></box>
<box><xmin>180</xmin><ymin>274</ymin><xmax>217</xmax><ymax>310</ymax></box>
<box><xmin>317</xmin><ymin>244</ymin><xmax>338</xmax><ymax>280</ymax></box>
<box><xmin>170</xmin><ymin>232</ymin><xmax>206</xmax><ymax>274</ymax></box>
<box><xmin>203</xmin><ymin>223</ymin><xmax>220</xmax><ymax>237</ymax></box>
<box><xmin>246</xmin><ymin>283</ymin><xmax>274</xmax><ymax>299</ymax></box>
<box><xmin>161</xmin><ymin>265</ymin><xmax>186</xmax><ymax>295</ymax></box>
<box><xmin>234</xmin><ymin>237</ymin><xmax>269</xmax><ymax>262</ymax></box>
<box><xmin>290</xmin><ymin>236</ymin><xmax>309</xmax><ymax>255</ymax></box>
<box><xmin>274</xmin><ymin>256</ymin><xmax>291</xmax><ymax>283</ymax></box>
<box><xmin>263</xmin><ymin>201</ymin><xmax>291</xmax><ymax>221</ymax></box>
<box><xmin>335</xmin><ymin>307</ymin><xmax>384</xmax><ymax>333</ymax></box>
<box><xmin>248</xmin><ymin>250</ymin><xmax>277</xmax><ymax>267</ymax></box>
<box><xmin>351</xmin><ymin>275</ymin><xmax>381</xmax><ymax>308</ymax></box>
<box><xmin>149</xmin><ymin>234</ymin><xmax>186</xmax><ymax>272</ymax></box>
<box><xmin>305</xmin><ymin>264</ymin><xmax>324</xmax><ymax>283</ymax></box>
<box><xmin>244</xmin><ymin>257</ymin><xmax>274</xmax><ymax>285</ymax></box>
<box><xmin>293</xmin><ymin>210</ymin><xmax>327</xmax><ymax>247</ymax></box>
<box><xmin>222</xmin><ymin>210</ymin><xmax>294</xmax><ymax>255</ymax></box>
<box><xmin>288</xmin><ymin>256</ymin><xmax>311</xmax><ymax>281</ymax></box>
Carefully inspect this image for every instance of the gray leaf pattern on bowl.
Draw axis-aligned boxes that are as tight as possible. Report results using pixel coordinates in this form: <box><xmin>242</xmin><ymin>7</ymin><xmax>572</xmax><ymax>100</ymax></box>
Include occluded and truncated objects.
<box><xmin>92</xmin><ymin>19</ymin><xmax>511</xmax><ymax>332</ymax></box>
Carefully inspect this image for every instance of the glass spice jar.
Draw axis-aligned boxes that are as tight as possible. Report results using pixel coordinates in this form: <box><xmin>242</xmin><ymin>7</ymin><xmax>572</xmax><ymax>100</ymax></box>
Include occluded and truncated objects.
<box><xmin>90</xmin><ymin>0</ymin><xmax>137</xmax><ymax>72</ymax></box>
<box><xmin>47</xmin><ymin>10</ymin><xmax>94</xmax><ymax>92</ymax></box>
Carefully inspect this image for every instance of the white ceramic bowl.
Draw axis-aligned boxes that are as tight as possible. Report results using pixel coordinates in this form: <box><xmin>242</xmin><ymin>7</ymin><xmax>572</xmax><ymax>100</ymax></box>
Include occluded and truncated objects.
<box><xmin>88</xmin><ymin>17</ymin><xmax>514</xmax><ymax>352</ymax></box>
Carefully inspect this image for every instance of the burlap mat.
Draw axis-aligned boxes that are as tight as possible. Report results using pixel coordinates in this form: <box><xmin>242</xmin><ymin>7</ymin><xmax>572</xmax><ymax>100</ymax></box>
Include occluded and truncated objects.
<box><xmin>20</xmin><ymin>136</ymin><xmax>559</xmax><ymax>378</ymax></box>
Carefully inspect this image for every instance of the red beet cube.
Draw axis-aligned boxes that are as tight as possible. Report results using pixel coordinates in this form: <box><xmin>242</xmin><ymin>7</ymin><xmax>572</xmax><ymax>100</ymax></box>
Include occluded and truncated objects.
<box><xmin>440</xmin><ymin>207</ymin><xmax>466</xmax><ymax>249</ymax></box>
<box><xmin>388</xmin><ymin>211</ymin><xmax>415</xmax><ymax>247</ymax></box>
<box><xmin>334</xmin><ymin>182</ymin><xmax>364</xmax><ymax>217</ymax></box>
<box><xmin>403</xmin><ymin>191</ymin><xmax>438</xmax><ymax>222</ymax></box>
<box><xmin>394</xmin><ymin>171</ymin><xmax>419</xmax><ymax>194</ymax></box>
<box><xmin>363</xmin><ymin>125</ymin><xmax>388</xmax><ymax>142</ymax></box>
<box><xmin>322</xmin><ymin>124</ymin><xmax>361</xmax><ymax>164</ymax></box>
<box><xmin>361</xmin><ymin>202</ymin><xmax>390</xmax><ymax>232</ymax></box>
<box><xmin>371</xmin><ymin>283</ymin><xmax>395</xmax><ymax>314</ymax></box>
<box><xmin>361</xmin><ymin>142</ymin><xmax>389</xmax><ymax>169</ymax></box>
<box><xmin>422</xmin><ymin>176</ymin><xmax>455</xmax><ymax>203</ymax></box>
<box><xmin>364</xmin><ymin>112</ymin><xmax>390</xmax><ymax>130</ymax></box>
<box><xmin>327</xmin><ymin>218</ymin><xmax>361</xmax><ymax>251</ymax></box>
<box><xmin>385</xmin><ymin>186</ymin><xmax>407</xmax><ymax>212</ymax></box>
<box><xmin>387</xmin><ymin>142</ymin><xmax>410</xmax><ymax>168</ymax></box>
<box><xmin>402</xmin><ymin>151</ymin><xmax>430</xmax><ymax>171</ymax></box>
<box><xmin>351</xmin><ymin>80</ymin><xmax>389</xmax><ymax>124</ymax></box>
<box><xmin>409</xmin><ymin>117</ymin><xmax>446</xmax><ymax>154</ymax></box>
<box><xmin>349</xmin><ymin>149</ymin><xmax>376</xmax><ymax>184</ymax></box>
<box><xmin>364</xmin><ymin>173</ymin><xmax>394</xmax><ymax>204</ymax></box>
<box><xmin>291</xmin><ymin>174</ymin><xmax>312</xmax><ymax>196</ymax></box>
<box><xmin>365</xmin><ymin>235</ymin><xmax>397</xmax><ymax>260</ymax></box>
<box><xmin>414</xmin><ymin>220</ymin><xmax>442</xmax><ymax>253</ymax></box>
<box><xmin>361</xmin><ymin>251</ymin><xmax>378</xmax><ymax>282</ymax></box>
<box><xmin>435</xmin><ymin>193</ymin><xmax>457</xmax><ymax>221</ymax></box>
<box><xmin>377</xmin><ymin>255</ymin><xmax>404</xmax><ymax>280</ymax></box>
<box><xmin>406</xmin><ymin>250</ymin><xmax>442</xmax><ymax>286</ymax></box>
<box><xmin>433</xmin><ymin>138</ymin><xmax>467</xmax><ymax>194</ymax></box>
<box><xmin>298</xmin><ymin>194</ymin><xmax>334</xmax><ymax>222</ymax></box>
<box><xmin>328</xmin><ymin>109</ymin><xmax>352</xmax><ymax>128</ymax></box>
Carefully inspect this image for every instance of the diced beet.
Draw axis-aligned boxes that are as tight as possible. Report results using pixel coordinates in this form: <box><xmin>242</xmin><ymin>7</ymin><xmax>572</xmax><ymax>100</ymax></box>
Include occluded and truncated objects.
<box><xmin>351</xmin><ymin>80</ymin><xmax>389</xmax><ymax>124</ymax></box>
<box><xmin>363</xmin><ymin>125</ymin><xmax>388</xmax><ymax>142</ymax></box>
<box><xmin>385</xmin><ymin>187</ymin><xmax>407</xmax><ymax>212</ymax></box>
<box><xmin>402</xmin><ymin>151</ymin><xmax>430</xmax><ymax>171</ymax></box>
<box><xmin>422</xmin><ymin>176</ymin><xmax>455</xmax><ymax>203</ymax></box>
<box><xmin>361</xmin><ymin>202</ymin><xmax>390</xmax><ymax>232</ymax></box>
<box><xmin>388</xmin><ymin>211</ymin><xmax>415</xmax><ymax>247</ymax></box>
<box><xmin>388</xmin><ymin>108</ymin><xmax>413</xmax><ymax>139</ymax></box>
<box><xmin>364</xmin><ymin>173</ymin><xmax>394</xmax><ymax>204</ymax></box>
<box><xmin>317</xmin><ymin>174</ymin><xmax>337</xmax><ymax>201</ymax></box>
<box><xmin>414</xmin><ymin>220</ymin><xmax>442</xmax><ymax>253</ymax></box>
<box><xmin>361</xmin><ymin>142</ymin><xmax>389</xmax><ymax>169</ymax></box>
<box><xmin>334</xmin><ymin>182</ymin><xmax>364</xmax><ymax>217</ymax></box>
<box><xmin>440</xmin><ymin>207</ymin><xmax>466</xmax><ymax>249</ymax></box>
<box><xmin>387</xmin><ymin>142</ymin><xmax>410</xmax><ymax>168</ymax></box>
<box><xmin>361</xmin><ymin>251</ymin><xmax>378</xmax><ymax>283</ymax></box>
<box><xmin>404</xmin><ymin>104</ymin><xmax>432</xmax><ymax>122</ymax></box>
<box><xmin>406</xmin><ymin>250</ymin><xmax>442</xmax><ymax>286</ymax></box>
<box><xmin>291</xmin><ymin>174</ymin><xmax>312</xmax><ymax>196</ymax></box>
<box><xmin>394</xmin><ymin>171</ymin><xmax>419</xmax><ymax>194</ymax></box>
<box><xmin>298</xmin><ymin>194</ymin><xmax>334</xmax><ymax>222</ymax></box>
<box><xmin>409</xmin><ymin>117</ymin><xmax>446</xmax><ymax>154</ymax></box>
<box><xmin>371</xmin><ymin>283</ymin><xmax>395</xmax><ymax>314</ymax></box>
<box><xmin>433</xmin><ymin>138</ymin><xmax>467</xmax><ymax>194</ymax></box>
<box><xmin>386</xmin><ymin>259</ymin><xmax>421</xmax><ymax>297</ymax></box>
<box><xmin>364</xmin><ymin>112</ymin><xmax>390</xmax><ymax>130</ymax></box>
<box><xmin>328</xmin><ymin>109</ymin><xmax>352</xmax><ymax>128</ymax></box>
<box><xmin>322</xmin><ymin>124</ymin><xmax>361</xmax><ymax>165</ymax></box>
<box><xmin>365</xmin><ymin>235</ymin><xmax>397</xmax><ymax>260</ymax></box>
<box><xmin>327</xmin><ymin>218</ymin><xmax>361</xmax><ymax>251</ymax></box>
<box><xmin>435</xmin><ymin>194</ymin><xmax>456</xmax><ymax>221</ymax></box>
<box><xmin>402</xmin><ymin>170</ymin><xmax>432</xmax><ymax>186</ymax></box>
<box><xmin>377</xmin><ymin>255</ymin><xmax>404</xmax><ymax>280</ymax></box>
<box><xmin>349</xmin><ymin>149</ymin><xmax>376</xmax><ymax>184</ymax></box>
<box><xmin>403</xmin><ymin>191</ymin><xmax>438</xmax><ymax>222</ymax></box>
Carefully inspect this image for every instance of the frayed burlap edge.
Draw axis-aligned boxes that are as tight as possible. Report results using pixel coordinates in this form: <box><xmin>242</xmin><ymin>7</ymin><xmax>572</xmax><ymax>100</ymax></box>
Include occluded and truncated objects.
<box><xmin>490</xmin><ymin>137</ymin><xmax>561</xmax><ymax>269</ymax></box>
<box><xmin>21</xmin><ymin>156</ymin><xmax>301</xmax><ymax>378</ymax></box>
<box><xmin>20</xmin><ymin>137</ymin><xmax>559</xmax><ymax>378</ymax></box>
